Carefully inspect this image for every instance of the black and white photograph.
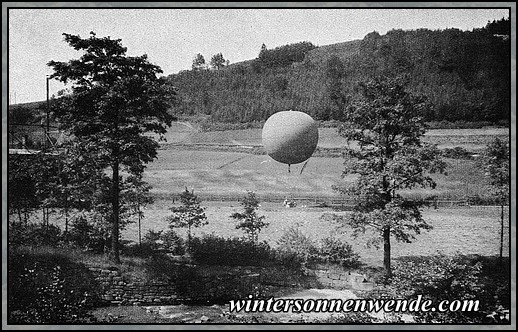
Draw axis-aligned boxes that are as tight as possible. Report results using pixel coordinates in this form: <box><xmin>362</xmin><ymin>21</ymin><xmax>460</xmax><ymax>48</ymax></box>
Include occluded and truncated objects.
<box><xmin>3</xmin><ymin>2</ymin><xmax>514</xmax><ymax>328</ymax></box>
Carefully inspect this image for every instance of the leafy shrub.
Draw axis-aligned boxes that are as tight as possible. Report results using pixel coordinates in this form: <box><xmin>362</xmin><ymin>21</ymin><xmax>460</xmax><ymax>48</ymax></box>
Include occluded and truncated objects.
<box><xmin>231</xmin><ymin>191</ymin><xmax>268</xmax><ymax>243</ymax></box>
<box><xmin>276</xmin><ymin>225</ymin><xmax>319</xmax><ymax>268</ymax></box>
<box><xmin>166</xmin><ymin>188</ymin><xmax>207</xmax><ymax>251</ymax></box>
<box><xmin>8</xmin><ymin>249</ymin><xmax>100</xmax><ymax>324</ymax></box>
<box><xmin>143</xmin><ymin>255</ymin><xmax>274</xmax><ymax>304</ymax></box>
<box><xmin>140</xmin><ymin>229</ymin><xmax>185</xmax><ymax>256</ymax></box>
<box><xmin>442</xmin><ymin>147</ymin><xmax>474</xmax><ymax>160</ymax></box>
<box><xmin>316</xmin><ymin>236</ymin><xmax>362</xmax><ymax>268</ymax></box>
<box><xmin>376</xmin><ymin>254</ymin><xmax>507</xmax><ymax>323</ymax></box>
<box><xmin>142</xmin><ymin>253</ymin><xmax>186</xmax><ymax>282</ymax></box>
<box><xmin>190</xmin><ymin>234</ymin><xmax>273</xmax><ymax>266</ymax></box>
<box><xmin>426</xmin><ymin>120</ymin><xmax>495</xmax><ymax>129</ymax></box>
<box><xmin>9</xmin><ymin>221</ymin><xmax>63</xmax><ymax>247</ymax></box>
<box><xmin>276</xmin><ymin>226</ymin><xmax>361</xmax><ymax>269</ymax></box>
<box><xmin>465</xmin><ymin>194</ymin><xmax>502</xmax><ymax>206</ymax></box>
<box><xmin>68</xmin><ymin>216</ymin><xmax>109</xmax><ymax>253</ymax></box>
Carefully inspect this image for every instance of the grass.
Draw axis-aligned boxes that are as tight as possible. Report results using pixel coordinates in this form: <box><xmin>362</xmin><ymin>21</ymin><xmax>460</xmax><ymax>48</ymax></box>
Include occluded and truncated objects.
<box><xmin>118</xmin><ymin>202</ymin><xmax>510</xmax><ymax>268</ymax></box>
<box><xmin>153</xmin><ymin>124</ymin><xmax>509</xmax><ymax>150</ymax></box>
<box><xmin>145</xmin><ymin>148</ymin><xmax>492</xmax><ymax>200</ymax></box>
<box><xmin>34</xmin><ymin>199</ymin><xmax>510</xmax><ymax>269</ymax></box>
<box><xmin>90</xmin><ymin>306</ymin><xmax>174</xmax><ymax>323</ymax></box>
<box><xmin>20</xmin><ymin>125</ymin><xmax>510</xmax><ymax>270</ymax></box>
<box><xmin>9</xmin><ymin>123</ymin><xmax>511</xmax><ymax>324</ymax></box>
<box><xmin>11</xmin><ymin>245</ymin><xmax>150</xmax><ymax>280</ymax></box>
<box><xmin>145</xmin><ymin>149</ymin><xmax>348</xmax><ymax>197</ymax></box>
<box><xmin>142</xmin><ymin>124</ymin><xmax>508</xmax><ymax>200</ymax></box>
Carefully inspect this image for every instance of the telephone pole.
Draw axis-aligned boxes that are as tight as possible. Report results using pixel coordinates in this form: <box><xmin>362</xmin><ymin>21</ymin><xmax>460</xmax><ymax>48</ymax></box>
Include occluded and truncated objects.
<box><xmin>46</xmin><ymin>75</ymin><xmax>50</xmax><ymax>150</ymax></box>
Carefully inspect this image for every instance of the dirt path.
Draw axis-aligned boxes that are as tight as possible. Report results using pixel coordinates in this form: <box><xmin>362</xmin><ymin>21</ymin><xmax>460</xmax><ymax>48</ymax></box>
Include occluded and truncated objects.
<box><xmin>140</xmin><ymin>288</ymin><xmax>367</xmax><ymax>323</ymax></box>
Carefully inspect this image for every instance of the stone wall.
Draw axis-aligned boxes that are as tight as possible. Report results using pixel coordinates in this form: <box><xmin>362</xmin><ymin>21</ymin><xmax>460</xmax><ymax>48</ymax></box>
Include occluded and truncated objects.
<box><xmin>87</xmin><ymin>265</ymin><xmax>295</xmax><ymax>306</ymax></box>
<box><xmin>86</xmin><ymin>264</ymin><xmax>373</xmax><ymax>306</ymax></box>
<box><xmin>311</xmin><ymin>267</ymin><xmax>376</xmax><ymax>291</ymax></box>
<box><xmin>89</xmin><ymin>267</ymin><xmax>179</xmax><ymax>305</ymax></box>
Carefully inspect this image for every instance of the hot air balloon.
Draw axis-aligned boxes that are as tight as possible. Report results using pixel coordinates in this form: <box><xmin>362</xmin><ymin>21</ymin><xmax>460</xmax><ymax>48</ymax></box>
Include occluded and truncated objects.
<box><xmin>262</xmin><ymin>110</ymin><xmax>319</xmax><ymax>172</ymax></box>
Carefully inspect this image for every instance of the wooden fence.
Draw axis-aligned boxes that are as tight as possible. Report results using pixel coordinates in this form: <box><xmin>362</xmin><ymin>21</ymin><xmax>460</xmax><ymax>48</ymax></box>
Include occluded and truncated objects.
<box><xmin>151</xmin><ymin>192</ymin><xmax>507</xmax><ymax>209</ymax></box>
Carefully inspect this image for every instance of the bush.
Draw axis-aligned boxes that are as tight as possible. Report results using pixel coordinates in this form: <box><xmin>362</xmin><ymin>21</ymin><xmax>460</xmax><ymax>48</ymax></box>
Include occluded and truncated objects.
<box><xmin>442</xmin><ymin>147</ymin><xmax>474</xmax><ymax>160</ymax></box>
<box><xmin>276</xmin><ymin>226</ymin><xmax>361</xmax><ymax>269</ymax></box>
<box><xmin>9</xmin><ymin>221</ymin><xmax>63</xmax><ymax>247</ymax></box>
<box><xmin>68</xmin><ymin>216</ymin><xmax>109</xmax><ymax>253</ymax></box>
<box><xmin>190</xmin><ymin>234</ymin><xmax>273</xmax><ymax>266</ymax></box>
<box><xmin>426</xmin><ymin>120</ymin><xmax>496</xmax><ymax>129</ymax></box>
<box><xmin>376</xmin><ymin>254</ymin><xmax>508</xmax><ymax>323</ymax></box>
<box><xmin>140</xmin><ymin>229</ymin><xmax>185</xmax><ymax>256</ymax></box>
<box><xmin>8</xmin><ymin>248</ymin><xmax>100</xmax><ymax>324</ymax></box>
<box><xmin>465</xmin><ymin>194</ymin><xmax>501</xmax><ymax>206</ymax></box>
<box><xmin>276</xmin><ymin>225</ymin><xmax>319</xmax><ymax>268</ymax></box>
<box><xmin>316</xmin><ymin>236</ymin><xmax>362</xmax><ymax>268</ymax></box>
<box><xmin>231</xmin><ymin>191</ymin><xmax>268</xmax><ymax>243</ymax></box>
<box><xmin>143</xmin><ymin>254</ymin><xmax>275</xmax><ymax>304</ymax></box>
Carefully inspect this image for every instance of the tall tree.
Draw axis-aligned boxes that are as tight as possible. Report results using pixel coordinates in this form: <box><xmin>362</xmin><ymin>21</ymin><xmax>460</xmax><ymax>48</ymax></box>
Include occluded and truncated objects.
<box><xmin>331</xmin><ymin>76</ymin><xmax>446</xmax><ymax>278</ymax></box>
<box><xmin>326</xmin><ymin>55</ymin><xmax>348</xmax><ymax>120</ymax></box>
<box><xmin>48</xmin><ymin>32</ymin><xmax>176</xmax><ymax>263</ymax></box>
<box><xmin>122</xmin><ymin>174</ymin><xmax>154</xmax><ymax>247</ymax></box>
<box><xmin>41</xmin><ymin>140</ymin><xmax>107</xmax><ymax>235</ymax></box>
<box><xmin>231</xmin><ymin>191</ymin><xmax>268</xmax><ymax>243</ymax></box>
<box><xmin>483</xmin><ymin>138</ymin><xmax>509</xmax><ymax>261</ymax></box>
<box><xmin>8</xmin><ymin>155</ymin><xmax>40</xmax><ymax>224</ymax></box>
<box><xmin>210</xmin><ymin>53</ymin><xmax>226</xmax><ymax>70</ymax></box>
<box><xmin>192</xmin><ymin>53</ymin><xmax>207</xmax><ymax>71</ymax></box>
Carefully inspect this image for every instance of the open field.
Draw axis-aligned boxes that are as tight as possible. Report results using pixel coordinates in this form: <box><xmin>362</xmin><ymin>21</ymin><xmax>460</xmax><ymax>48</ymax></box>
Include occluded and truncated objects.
<box><xmin>136</xmin><ymin>125</ymin><xmax>512</xmax><ymax>269</ymax></box>
<box><xmin>144</xmin><ymin>149</ymin><xmax>493</xmax><ymax>200</ymax></box>
<box><xmin>39</xmin><ymin>201</ymin><xmax>509</xmax><ymax>268</ymax></box>
<box><xmin>145</xmin><ymin>150</ymin><xmax>348</xmax><ymax>197</ymax></box>
<box><xmin>16</xmin><ymin>124</ymin><xmax>512</xmax><ymax>268</ymax></box>
<box><xmin>152</xmin><ymin>123</ymin><xmax>509</xmax><ymax>152</ymax></box>
<box><xmin>142</xmin><ymin>124</ymin><xmax>508</xmax><ymax>199</ymax></box>
<box><xmin>120</xmin><ymin>201</ymin><xmax>510</xmax><ymax>268</ymax></box>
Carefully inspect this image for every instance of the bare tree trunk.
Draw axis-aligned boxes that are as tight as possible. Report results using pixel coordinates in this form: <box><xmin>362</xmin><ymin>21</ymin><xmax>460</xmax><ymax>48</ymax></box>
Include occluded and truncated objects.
<box><xmin>187</xmin><ymin>225</ymin><xmax>192</xmax><ymax>254</ymax></box>
<box><xmin>500</xmin><ymin>203</ymin><xmax>504</xmax><ymax>262</ymax></box>
<box><xmin>111</xmin><ymin>162</ymin><xmax>120</xmax><ymax>264</ymax></box>
<box><xmin>64</xmin><ymin>196</ymin><xmax>69</xmax><ymax>234</ymax></box>
<box><xmin>383</xmin><ymin>227</ymin><xmax>391</xmax><ymax>278</ymax></box>
<box><xmin>138</xmin><ymin>204</ymin><xmax>142</xmax><ymax>248</ymax></box>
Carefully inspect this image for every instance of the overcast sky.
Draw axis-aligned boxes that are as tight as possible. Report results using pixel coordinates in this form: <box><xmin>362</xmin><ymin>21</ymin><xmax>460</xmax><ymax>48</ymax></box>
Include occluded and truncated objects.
<box><xmin>8</xmin><ymin>8</ymin><xmax>510</xmax><ymax>104</ymax></box>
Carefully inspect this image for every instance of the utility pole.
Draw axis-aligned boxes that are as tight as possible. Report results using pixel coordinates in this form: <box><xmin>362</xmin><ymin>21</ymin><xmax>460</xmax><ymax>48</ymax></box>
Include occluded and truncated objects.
<box><xmin>46</xmin><ymin>75</ymin><xmax>50</xmax><ymax>150</ymax></box>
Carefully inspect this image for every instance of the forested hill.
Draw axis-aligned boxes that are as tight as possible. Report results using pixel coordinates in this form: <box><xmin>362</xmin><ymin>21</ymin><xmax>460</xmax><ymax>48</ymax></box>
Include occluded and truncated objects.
<box><xmin>166</xmin><ymin>18</ymin><xmax>510</xmax><ymax>124</ymax></box>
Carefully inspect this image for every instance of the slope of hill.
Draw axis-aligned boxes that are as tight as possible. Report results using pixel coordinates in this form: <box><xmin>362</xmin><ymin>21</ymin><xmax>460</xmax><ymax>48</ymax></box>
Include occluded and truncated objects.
<box><xmin>166</xmin><ymin>18</ymin><xmax>510</xmax><ymax>125</ymax></box>
<box><xmin>10</xmin><ymin>19</ymin><xmax>509</xmax><ymax>128</ymax></box>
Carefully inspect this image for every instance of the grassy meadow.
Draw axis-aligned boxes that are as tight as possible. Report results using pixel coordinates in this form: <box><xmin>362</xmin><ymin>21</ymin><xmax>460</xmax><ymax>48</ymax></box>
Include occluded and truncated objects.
<box><xmin>144</xmin><ymin>123</ymin><xmax>508</xmax><ymax>199</ymax></box>
<box><xmin>155</xmin><ymin>123</ymin><xmax>509</xmax><ymax>152</ymax></box>
<box><xmin>35</xmin><ymin>124</ymin><xmax>511</xmax><ymax>268</ymax></box>
<box><xmin>135</xmin><ymin>124</ymin><xmax>511</xmax><ymax>267</ymax></box>
<box><xmin>123</xmin><ymin>201</ymin><xmax>509</xmax><ymax>268</ymax></box>
<box><xmin>145</xmin><ymin>149</ymin><xmax>497</xmax><ymax>200</ymax></box>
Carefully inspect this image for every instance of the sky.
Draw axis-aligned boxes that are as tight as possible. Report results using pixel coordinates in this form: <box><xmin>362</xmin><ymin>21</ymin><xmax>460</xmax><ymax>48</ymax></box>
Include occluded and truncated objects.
<box><xmin>7</xmin><ymin>7</ymin><xmax>510</xmax><ymax>104</ymax></box>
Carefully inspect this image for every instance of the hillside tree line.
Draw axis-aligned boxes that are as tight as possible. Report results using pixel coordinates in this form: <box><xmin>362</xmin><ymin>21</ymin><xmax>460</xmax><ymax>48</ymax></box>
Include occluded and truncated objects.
<box><xmin>167</xmin><ymin>18</ymin><xmax>510</xmax><ymax>125</ymax></box>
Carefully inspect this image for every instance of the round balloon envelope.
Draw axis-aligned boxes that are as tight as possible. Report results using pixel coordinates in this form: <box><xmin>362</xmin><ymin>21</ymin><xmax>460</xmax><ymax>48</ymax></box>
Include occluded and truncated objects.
<box><xmin>262</xmin><ymin>110</ymin><xmax>319</xmax><ymax>165</ymax></box>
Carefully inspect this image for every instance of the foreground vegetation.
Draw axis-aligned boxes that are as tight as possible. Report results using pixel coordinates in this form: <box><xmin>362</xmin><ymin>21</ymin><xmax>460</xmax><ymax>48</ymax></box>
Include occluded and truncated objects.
<box><xmin>8</xmin><ymin>221</ymin><xmax>510</xmax><ymax>324</ymax></box>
